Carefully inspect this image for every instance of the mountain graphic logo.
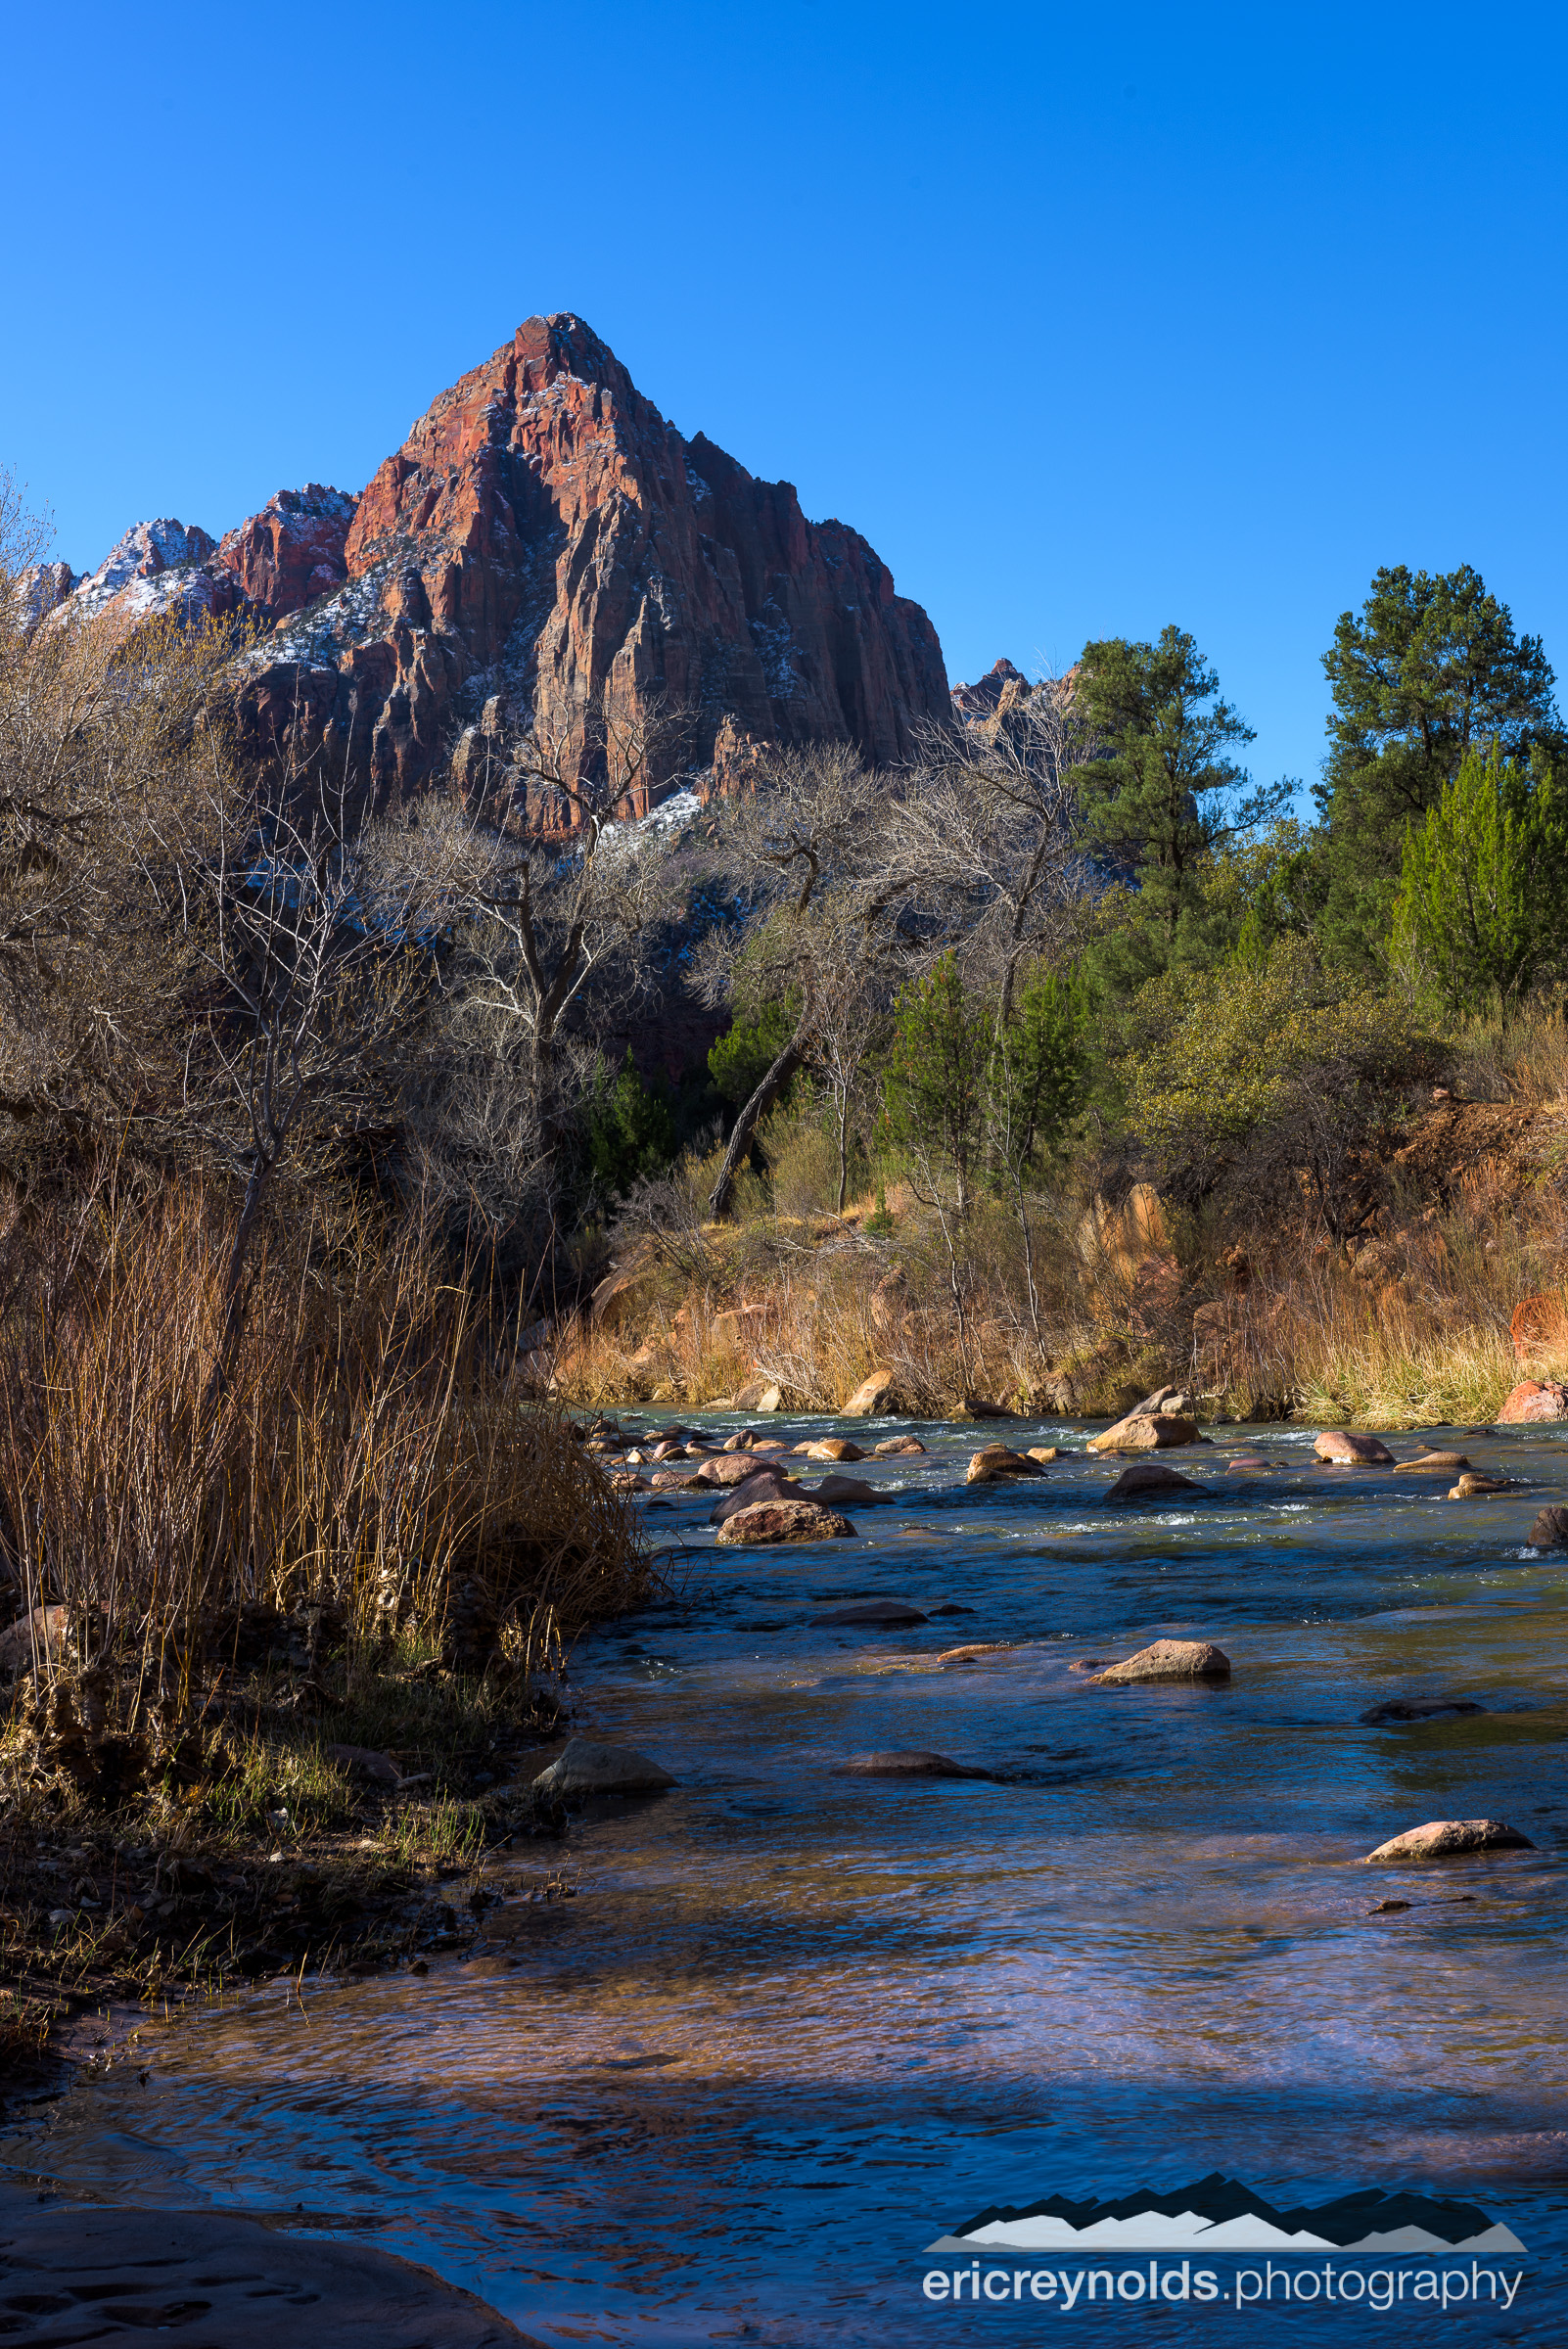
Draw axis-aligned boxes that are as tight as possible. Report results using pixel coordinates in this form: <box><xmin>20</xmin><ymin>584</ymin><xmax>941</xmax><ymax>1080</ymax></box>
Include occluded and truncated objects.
<box><xmin>926</xmin><ymin>2174</ymin><xmax>1527</xmax><ymax>2256</ymax></box>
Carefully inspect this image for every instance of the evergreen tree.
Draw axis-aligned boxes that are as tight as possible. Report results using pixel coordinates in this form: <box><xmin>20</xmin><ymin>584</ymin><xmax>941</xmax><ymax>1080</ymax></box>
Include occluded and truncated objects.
<box><xmin>990</xmin><ymin>967</ymin><xmax>1090</xmax><ymax>1170</ymax></box>
<box><xmin>1075</xmin><ymin>625</ymin><xmax>1285</xmax><ymax>990</ymax></box>
<box><xmin>586</xmin><ymin>1052</ymin><xmax>678</xmax><ymax>1194</ymax></box>
<box><xmin>880</xmin><ymin>955</ymin><xmax>989</xmax><ymax>1213</ymax></box>
<box><xmin>1391</xmin><ymin>744</ymin><xmax>1568</xmax><ymax>1017</ymax></box>
<box><xmin>1317</xmin><ymin>564</ymin><xmax>1562</xmax><ymax>968</ymax></box>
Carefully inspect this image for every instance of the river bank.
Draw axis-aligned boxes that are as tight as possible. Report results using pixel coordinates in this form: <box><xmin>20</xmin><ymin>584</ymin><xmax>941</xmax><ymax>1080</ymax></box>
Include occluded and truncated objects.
<box><xmin>4</xmin><ymin>1403</ymin><xmax>1565</xmax><ymax>2342</ymax></box>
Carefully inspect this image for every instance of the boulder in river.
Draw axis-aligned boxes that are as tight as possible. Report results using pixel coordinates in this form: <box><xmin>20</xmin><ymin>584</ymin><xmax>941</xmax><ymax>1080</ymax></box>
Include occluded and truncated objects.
<box><xmin>715</xmin><ymin>1498</ymin><xmax>855</xmax><ymax>1545</ymax></box>
<box><xmin>1449</xmin><ymin>1472</ymin><xmax>1512</xmax><ymax>1497</ymax></box>
<box><xmin>874</xmin><ymin>1435</ymin><xmax>927</xmax><ymax>1456</ymax></box>
<box><xmin>838</xmin><ymin>1750</ymin><xmax>991</xmax><ymax>1779</ymax></box>
<box><xmin>810</xmin><ymin>1598</ymin><xmax>929</xmax><ymax>1625</ymax></box>
<box><xmin>1529</xmin><ymin>1505</ymin><xmax>1568</xmax><ymax>1546</ymax></box>
<box><xmin>952</xmin><ymin>1396</ymin><xmax>1017</xmax><ymax>1420</ymax></box>
<box><xmin>843</xmin><ymin>1368</ymin><xmax>899</xmax><ymax>1416</ymax></box>
<box><xmin>1026</xmin><ymin>1445</ymin><xmax>1061</xmax><ymax>1462</ymax></box>
<box><xmin>1394</xmin><ymin>1451</ymin><xmax>1471</xmax><ymax>1474</ymax></box>
<box><xmin>1314</xmin><ymin>1429</ymin><xmax>1396</xmax><ymax>1464</ymax></box>
<box><xmin>1360</xmin><ymin>1697</ymin><xmax>1485</xmax><ymax>1724</ymax></box>
<box><xmin>1363</xmin><ymin>1818</ymin><xmax>1534</xmax><ymax>1863</ymax></box>
<box><xmin>1088</xmin><ymin>1638</ymin><xmax>1231</xmax><ymax>1685</ymax></box>
<box><xmin>802</xmin><ymin>1438</ymin><xmax>865</xmax><ymax>1461</ymax></box>
<box><xmin>1089</xmin><ymin>1410</ymin><xmax>1199</xmax><ymax>1454</ymax></box>
<box><xmin>966</xmin><ymin>1445</ymin><xmax>1045</xmax><ymax>1484</ymax></box>
<box><xmin>697</xmin><ymin>1452</ymin><xmax>791</xmax><ymax>1487</ymax></box>
<box><xmin>732</xmin><ymin>1379</ymin><xmax>783</xmax><ymax>1412</ymax></box>
<box><xmin>532</xmin><ymin>1739</ymin><xmax>675</xmax><ymax>1795</ymax></box>
<box><xmin>1102</xmin><ymin>1462</ymin><xmax>1209</xmax><ymax>1500</ymax></box>
<box><xmin>811</xmin><ymin>1472</ymin><xmax>893</xmax><ymax>1506</ymax></box>
<box><xmin>708</xmin><ymin>1467</ymin><xmax>796</xmax><ymax>1524</ymax></box>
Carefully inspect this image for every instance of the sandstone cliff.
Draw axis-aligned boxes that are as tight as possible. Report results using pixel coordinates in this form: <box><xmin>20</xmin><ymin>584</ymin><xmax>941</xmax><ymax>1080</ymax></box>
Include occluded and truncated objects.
<box><xmin>38</xmin><ymin>315</ymin><xmax>950</xmax><ymax>814</ymax></box>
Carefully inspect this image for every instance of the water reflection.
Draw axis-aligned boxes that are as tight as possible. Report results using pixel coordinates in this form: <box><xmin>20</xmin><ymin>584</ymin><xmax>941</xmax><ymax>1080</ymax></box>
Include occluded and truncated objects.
<box><xmin>5</xmin><ymin>1419</ymin><xmax>1567</xmax><ymax>2340</ymax></box>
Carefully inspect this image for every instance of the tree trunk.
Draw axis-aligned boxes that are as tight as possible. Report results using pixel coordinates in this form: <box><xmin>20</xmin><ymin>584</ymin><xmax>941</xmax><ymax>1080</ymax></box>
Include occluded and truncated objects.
<box><xmin>835</xmin><ymin>1087</ymin><xmax>850</xmax><ymax>1216</ymax></box>
<box><xmin>709</xmin><ymin>1041</ymin><xmax>805</xmax><ymax>1220</ymax></box>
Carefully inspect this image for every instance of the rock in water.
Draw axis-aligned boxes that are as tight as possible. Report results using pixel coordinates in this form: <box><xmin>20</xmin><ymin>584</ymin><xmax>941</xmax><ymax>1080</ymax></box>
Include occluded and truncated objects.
<box><xmin>708</xmin><ymin>1467</ymin><xmax>797</xmax><ymax>1524</ymax></box>
<box><xmin>1314</xmin><ymin>1430</ymin><xmax>1397</xmax><ymax>1464</ymax></box>
<box><xmin>952</xmin><ymin>1396</ymin><xmax>1017</xmax><ymax>1420</ymax></box>
<box><xmin>803</xmin><ymin>1437</ymin><xmax>865</xmax><ymax>1461</ymax></box>
<box><xmin>1449</xmin><ymin>1472</ymin><xmax>1510</xmax><ymax>1497</ymax></box>
<box><xmin>810</xmin><ymin>1473</ymin><xmax>893</xmax><ymax>1506</ymax></box>
<box><xmin>843</xmin><ymin>1369</ymin><xmax>899</xmax><ymax>1416</ymax></box>
<box><xmin>838</xmin><ymin>1751</ymin><xmax>991</xmax><ymax>1779</ymax></box>
<box><xmin>1102</xmin><ymin>1462</ymin><xmax>1209</xmax><ymax>1500</ymax></box>
<box><xmin>1089</xmin><ymin>1639</ymin><xmax>1231</xmax><ymax>1685</ymax></box>
<box><xmin>965</xmin><ymin>1446</ymin><xmax>1045</xmax><ymax>1484</ymax></box>
<box><xmin>1360</xmin><ymin>1697</ymin><xmax>1485</xmax><ymax>1724</ymax></box>
<box><xmin>810</xmin><ymin>1599</ymin><xmax>929</xmax><ymax>1625</ymax></box>
<box><xmin>1363</xmin><ymin>1819</ymin><xmax>1534</xmax><ymax>1863</ymax></box>
<box><xmin>732</xmin><ymin>1379</ymin><xmax>783</xmax><ymax>1413</ymax></box>
<box><xmin>1394</xmin><ymin>1451</ymin><xmax>1471</xmax><ymax>1473</ymax></box>
<box><xmin>1529</xmin><ymin>1505</ymin><xmax>1568</xmax><ymax>1546</ymax></box>
<box><xmin>715</xmin><ymin>1499</ymin><xmax>855</xmax><ymax>1545</ymax></box>
<box><xmin>697</xmin><ymin>1452</ymin><xmax>792</xmax><ymax>1487</ymax></box>
<box><xmin>532</xmin><ymin>1740</ymin><xmax>675</xmax><ymax>1795</ymax></box>
<box><xmin>1089</xmin><ymin>1411</ymin><xmax>1199</xmax><ymax>1454</ymax></box>
<box><xmin>873</xmin><ymin>1436</ymin><xmax>927</xmax><ymax>1456</ymax></box>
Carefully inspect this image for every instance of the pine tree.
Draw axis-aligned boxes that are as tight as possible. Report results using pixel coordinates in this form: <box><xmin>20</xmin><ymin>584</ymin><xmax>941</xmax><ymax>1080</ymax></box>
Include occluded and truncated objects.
<box><xmin>1391</xmin><ymin>744</ymin><xmax>1568</xmax><ymax>1017</ymax></box>
<box><xmin>880</xmin><ymin>955</ymin><xmax>989</xmax><ymax>1213</ymax></box>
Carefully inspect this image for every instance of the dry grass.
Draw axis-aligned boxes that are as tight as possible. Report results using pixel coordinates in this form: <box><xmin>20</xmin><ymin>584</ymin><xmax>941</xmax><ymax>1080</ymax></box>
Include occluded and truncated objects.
<box><xmin>0</xmin><ymin>1175</ymin><xmax>653</xmax><ymax>1715</ymax></box>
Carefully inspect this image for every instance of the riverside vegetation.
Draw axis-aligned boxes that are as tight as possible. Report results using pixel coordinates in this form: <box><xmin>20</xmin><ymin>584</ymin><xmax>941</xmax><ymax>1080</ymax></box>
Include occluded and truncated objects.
<box><xmin>2</xmin><ymin>467</ymin><xmax>1567</xmax><ymax>2054</ymax></box>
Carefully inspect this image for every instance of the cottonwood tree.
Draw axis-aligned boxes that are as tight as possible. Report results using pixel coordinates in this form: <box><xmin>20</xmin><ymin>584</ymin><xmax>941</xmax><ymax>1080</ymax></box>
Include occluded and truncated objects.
<box><xmin>414</xmin><ymin>691</ymin><xmax>691</xmax><ymax>1197</ymax></box>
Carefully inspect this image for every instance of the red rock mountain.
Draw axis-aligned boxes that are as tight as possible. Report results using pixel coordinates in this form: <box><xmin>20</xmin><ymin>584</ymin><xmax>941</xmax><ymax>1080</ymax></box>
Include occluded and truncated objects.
<box><xmin>35</xmin><ymin>316</ymin><xmax>949</xmax><ymax>812</ymax></box>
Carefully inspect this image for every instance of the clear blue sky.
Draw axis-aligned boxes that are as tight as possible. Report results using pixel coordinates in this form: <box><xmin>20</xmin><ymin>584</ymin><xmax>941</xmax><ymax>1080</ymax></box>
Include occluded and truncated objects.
<box><xmin>8</xmin><ymin>1</ymin><xmax>1567</xmax><ymax>803</ymax></box>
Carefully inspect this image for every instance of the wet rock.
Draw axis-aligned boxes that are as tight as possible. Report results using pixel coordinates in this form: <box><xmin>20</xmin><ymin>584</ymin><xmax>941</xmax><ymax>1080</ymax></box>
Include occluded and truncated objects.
<box><xmin>843</xmin><ymin>1369</ymin><xmax>899</xmax><ymax>1417</ymax></box>
<box><xmin>803</xmin><ymin>1438</ymin><xmax>865</xmax><ymax>1461</ymax></box>
<box><xmin>1394</xmin><ymin>1451</ymin><xmax>1471</xmax><ymax>1473</ymax></box>
<box><xmin>732</xmin><ymin>1379</ymin><xmax>783</xmax><ymax>1412</ymax></box>
<box><xmin>610</xmin><ymin>1471</ymin><xmax>651</xmax><ymax>1493</ymax></box>
<box><xmin>708</xmin><ymin>1466</ymin><xmax>797</xmax><ymax>1525</ymax></box>
<box><xmin>531</xmin><ymin>1739</ymin><xmax>675</xmax><ymax>1795</ymax></box>
<box><xmin>715</xmin><ymin>1498</ymin><xmax>855</xmax><ymax>1545</ymax></box>
<box><xmin>650</xmin><ymin>1469</ymin><xmax>705</xmax><ymax>1490</ymax></box>
<box><xmin>810</xmin><ymin>1598</ymin><xmax>928</xmax><ymax>1625</ymax></box>
<box><xmin>1499</xmin><ymin>1378</ymin><xmax>1568</xmax><ymax>1423</ymax></box>
<box><xmin>838</xmin><ymin>1750</ymin><xmax>991</xmax><ymax>1778</ymax></box>
<box><xmin>1363</xmin><ymin>1819</ymin><xmax>1534</xmax><ymax>1863</ymax></box>
<box><xmin>965</xmin><ymin>1445</ymin><xmax>1045</xmax><ymax>1484</ymax></box>
<box><xmin>952</xmin><ymin>1396</ymin><xmax>1017</xmax><ymax>1420</ymax></box>
<box><xmin>1449</xmin><ymin>1472</ymin><xmax>1512</xmax><ymax>1497</ymax></box>
<box><xmin>1360</xmin><ymin>1697</ymin><xmax>1486</xmax><ymax>1724</ymax></box>
<box><xmin>1529</xmin><ymin>1505</ymin><xmax>1568</xmax><ymax>1547</ymax></box>
<box><xmin>1089</xmin><ymin>1411</ymin><xmax>1199</xmax><ymax>1454</ymax></box>
<box><xmin>873</xmin><ymin>1436</ymin><xmax>927</xmax><ymax>1457</ymax></box>
<box><xmin>696</xmin><ymin>1452</ymin><xmax>791</xmax><ymax>1487</ymax></box>
<box><xmin>1226</xmin><ymin>1453</ymin><xmax>1269</xmax><ymax>1468</ymax></box>
<box><xmin>1088</xmin><ymin>1639</ymin><xmax>1231</xmax><ymax>1685</ymax></box>
<box><xmin>1102</xmin><ymin>1462</ymin><xmax>1209</xmax><ymax>1500</ymax></box>
<box><xmin>1314</xmin><ymin>1430</ymin><xmax>1396</xmax><ymax>1464</ymax></box>
<box><xmin>1026</xmin><ymin>1446</ymin><xmax>1061</xmax><ymax>1462</ymax></box>
<box><xmin>938</xmin><ymin>1642</ymin><xmax>1018</xmax><ymax>1665</ymax></box>
<box><xmin>810</xmin><ymin>1472</ymin><xmax>894</xmax><ymax>1506</ymax></box>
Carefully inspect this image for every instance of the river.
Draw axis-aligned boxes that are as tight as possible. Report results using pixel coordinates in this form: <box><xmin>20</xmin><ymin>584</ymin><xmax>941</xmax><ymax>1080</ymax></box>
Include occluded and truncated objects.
<box><xmin>4</xmin><ymin>1415</ymin><xmax>1565</xmax><ymax>2341</ymax></box>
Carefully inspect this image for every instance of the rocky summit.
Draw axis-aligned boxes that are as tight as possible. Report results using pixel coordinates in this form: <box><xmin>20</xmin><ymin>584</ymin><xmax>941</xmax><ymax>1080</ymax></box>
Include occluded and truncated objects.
<box><xmin>28</xmin><ymin>314</ymin><xmax>949</xmax><ymax>815</ymax></box>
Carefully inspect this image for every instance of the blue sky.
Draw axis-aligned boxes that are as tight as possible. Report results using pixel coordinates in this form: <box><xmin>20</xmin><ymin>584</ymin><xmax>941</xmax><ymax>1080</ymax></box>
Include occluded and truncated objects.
<box><xmin>8</xmin><ymin>1</ymin><xmax>1567</xmax><ymax>802</ymax></box>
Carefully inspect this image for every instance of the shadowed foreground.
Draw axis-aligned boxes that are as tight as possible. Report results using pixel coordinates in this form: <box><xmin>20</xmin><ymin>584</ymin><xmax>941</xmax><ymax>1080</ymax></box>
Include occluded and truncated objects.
<box><xmin>0</xmin><ymin>2184</ymin><xmax>540</xmax><ymax>2345</ymax></box>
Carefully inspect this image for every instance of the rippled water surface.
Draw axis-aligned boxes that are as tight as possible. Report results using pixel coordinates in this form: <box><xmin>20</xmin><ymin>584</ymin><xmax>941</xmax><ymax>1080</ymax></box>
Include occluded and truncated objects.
<box><xmin>6</xmin><ymin>1416</ymin><xmax>1568</xmax><ymax>2340</ymax></box>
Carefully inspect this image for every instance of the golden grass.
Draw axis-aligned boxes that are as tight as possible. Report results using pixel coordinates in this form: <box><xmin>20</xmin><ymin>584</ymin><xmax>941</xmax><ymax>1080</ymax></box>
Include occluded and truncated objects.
<box><xmin>0</xmin><ymin>1176</ymin><xmax>653</xmax><ymax>1714</ymax></box>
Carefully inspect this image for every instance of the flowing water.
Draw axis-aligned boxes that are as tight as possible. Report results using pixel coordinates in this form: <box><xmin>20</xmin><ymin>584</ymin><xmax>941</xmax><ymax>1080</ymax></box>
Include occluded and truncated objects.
<box><xmin>5</xmin><ymin>1417</ymin><xmax>1567</xmax><ymax>2341</ymax></box>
